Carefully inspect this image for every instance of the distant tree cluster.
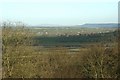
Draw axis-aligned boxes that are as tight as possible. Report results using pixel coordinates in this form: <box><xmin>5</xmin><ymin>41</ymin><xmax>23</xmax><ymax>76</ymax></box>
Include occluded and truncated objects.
<box><xmin>34</xmin><ymin>30</ymin><xmax>117</xmax><ymax>45</ymax></box>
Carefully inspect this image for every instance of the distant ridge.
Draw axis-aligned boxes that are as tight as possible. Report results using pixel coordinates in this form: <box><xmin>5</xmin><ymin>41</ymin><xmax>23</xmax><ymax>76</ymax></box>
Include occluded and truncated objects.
<box><xmin>31</xmin><ymin>23</ymin><xmax>118</xmax><ymax>28</ymax></box>
<box><xmin>80</xmin><ymin>23</ymin><xmax>118</xmax><ymax>28</ymax></box>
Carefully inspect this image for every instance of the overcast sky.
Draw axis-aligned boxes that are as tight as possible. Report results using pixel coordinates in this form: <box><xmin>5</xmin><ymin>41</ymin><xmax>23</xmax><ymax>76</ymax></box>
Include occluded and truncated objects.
<box><xmin>0</xmin><ymin>0</ymin><xmax>119</xmax><ymax>25</ymax></box>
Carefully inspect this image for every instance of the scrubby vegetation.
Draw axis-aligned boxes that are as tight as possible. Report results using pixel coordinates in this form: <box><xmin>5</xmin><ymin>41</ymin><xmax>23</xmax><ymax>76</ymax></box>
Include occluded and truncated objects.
<box><xmin>2</xmin><ymin>22</ymin><xmax>119</xmax><ymax>78</ymax></box>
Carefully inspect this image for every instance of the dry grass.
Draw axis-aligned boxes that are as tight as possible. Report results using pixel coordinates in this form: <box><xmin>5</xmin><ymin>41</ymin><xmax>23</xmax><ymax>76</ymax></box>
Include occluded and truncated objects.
<box><xmin>2</xmin><ymin>24</ymin><xmax>119</xmax><ymax>78</ymax></box>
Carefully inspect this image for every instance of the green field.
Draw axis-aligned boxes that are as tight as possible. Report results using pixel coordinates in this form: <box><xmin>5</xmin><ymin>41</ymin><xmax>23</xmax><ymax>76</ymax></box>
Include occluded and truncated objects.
<box><xmin>31</xmin><ymin>27</ymin><xmax>116</xmax><ymax>36</ymax></box>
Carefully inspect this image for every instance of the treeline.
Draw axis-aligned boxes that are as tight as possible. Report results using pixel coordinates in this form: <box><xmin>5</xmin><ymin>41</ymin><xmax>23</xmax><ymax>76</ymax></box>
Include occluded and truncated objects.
<box><xmin>34</xmin><ymin>31</ymin><xmax>117</xmax><ymax>45</ymax></box>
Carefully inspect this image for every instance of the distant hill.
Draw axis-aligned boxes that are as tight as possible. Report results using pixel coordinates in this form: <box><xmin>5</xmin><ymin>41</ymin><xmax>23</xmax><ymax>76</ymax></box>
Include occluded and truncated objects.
<box><xmin>80</xmin><ymin>23</ymin><xmax>118</xmax><ymax>28</ymax></box>
<box><xmin>31</xmin><ymin>23</ymin><xmax>118</xmax><ymax>28</ymax></box>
